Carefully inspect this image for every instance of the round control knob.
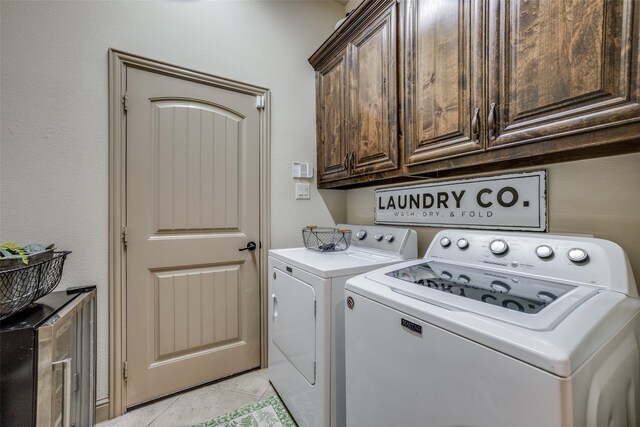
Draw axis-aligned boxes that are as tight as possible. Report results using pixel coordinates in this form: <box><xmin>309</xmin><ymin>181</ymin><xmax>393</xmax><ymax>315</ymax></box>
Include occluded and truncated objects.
<box><xmin>535</xmin><ymin>245</ymin><xmax>554</xmax><ymax>259</ymax></box>
<box><xmin>457</xmin><ymin>238</ymin><xmax>469</xmax><ymax>250</ymax></box>
<box><xmin>567</xmin><ymin>247</ymin><xmax>589</xmax><ymax>263</ymax></box>
<box><xmin>457</xmin><ymin>275</ymin><xmax>470</xmax><ymax>285</ymax></box>
<box><xmin>356</xmin><ymin>230</ymin><xmax>367</xmax><ymax>240</ymax></box>
<box><xmin>384</xmin><ymin>234</ymin><xmax>394</xmax><ymax>242</ymax></box>
<box><xmin>490</xmin><ymin>280</ymin><xmax>511</xmax><ymax>293</ymax></box>
<box><xmin>374</xmin><ymin>233</ymin><xmax>383</xmax><ymax>241</ymax></box>
<box><xmin>441</xmin><ymin>271</ymin><xmax>452</xmax><ymax>280</ymax></box>
<box><xmin>440</xmin><ymin>237</ymin><xmax>451</xmax><ymax>248</ymax></box>
<box><xmin>489</xmin><ymin>239</ymin><xmax>509</xmax><ymax>255</ymax></box>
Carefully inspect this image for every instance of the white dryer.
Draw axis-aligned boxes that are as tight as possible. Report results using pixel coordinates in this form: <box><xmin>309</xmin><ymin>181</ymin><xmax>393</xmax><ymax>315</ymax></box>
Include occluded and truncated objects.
<box><xmin>345</xmin><ymin>229</ymin><xmax>640</xmax><ymax>427</ymax></box>
<box><xmin>268</xmin><ymin>224</ymin><xmax>417</xmax><ymax>427</ymax></box>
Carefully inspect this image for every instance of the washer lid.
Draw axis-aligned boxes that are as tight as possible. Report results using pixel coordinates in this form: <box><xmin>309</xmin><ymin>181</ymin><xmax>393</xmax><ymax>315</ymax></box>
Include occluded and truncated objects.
<box><xmin>370</xmin><ymin>260</ymin><xmax>598</xmax><ymax>331</ymax></box>
<box><xmin>269</xmin><ymin>247</ymin><xmax>399</xmax><ymax>278</ymax></box>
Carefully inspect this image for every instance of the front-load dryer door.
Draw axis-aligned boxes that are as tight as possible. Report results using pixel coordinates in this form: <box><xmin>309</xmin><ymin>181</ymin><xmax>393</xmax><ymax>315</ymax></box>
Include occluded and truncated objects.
<box><xmin>272</xmin><ymin>268</ymin><xmax>316</xmax><ymax>385</ymax></box>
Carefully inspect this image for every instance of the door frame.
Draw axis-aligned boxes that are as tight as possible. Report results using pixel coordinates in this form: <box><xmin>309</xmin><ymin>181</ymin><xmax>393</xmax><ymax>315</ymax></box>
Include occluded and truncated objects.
<box><xmin>108</xmin><ymin>49</ymin><xmax>271</xmax><ymax>419</ymax></box>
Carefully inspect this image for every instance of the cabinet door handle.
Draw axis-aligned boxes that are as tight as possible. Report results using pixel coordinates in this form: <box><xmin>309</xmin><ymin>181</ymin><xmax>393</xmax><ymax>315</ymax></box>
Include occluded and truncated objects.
<box><xmin>52</xmin><ymin>358</ymin><xmax>72</xmax><ymax>427</ymax></box>
<box><xmin>471</xmin><ymin>107</ymin><xmax>480</xmax><ymax>142</ymax></box>
<box><xmin>343</xmin><ymin>153</ymin><xmax>349</xmax><ymax>171</ymax></box>
<box><xmin>488</xmin><ymin>102</ymin><xmax>497</xmax><ymax>141</ymax></box>
<box><xmin>349</xmin><ymin>151</ymin><xmax>355</xmax><ymax>173</ymax></box>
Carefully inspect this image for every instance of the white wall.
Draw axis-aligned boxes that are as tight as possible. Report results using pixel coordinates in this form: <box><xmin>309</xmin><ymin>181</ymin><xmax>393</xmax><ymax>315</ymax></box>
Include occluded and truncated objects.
<box><xmin>347</xmin><ymin>152</ymin><xmax>640</xmax><ymax>288</ymax></box>
<box><xmin>0</xmin><ymin>0</ymin><xmax>346</xmax><ymax>401</ymax></box>
<box><xmin>345</xmin><ymin>0</ymin><xmax>364</xmax><ymax>14</ymax></box>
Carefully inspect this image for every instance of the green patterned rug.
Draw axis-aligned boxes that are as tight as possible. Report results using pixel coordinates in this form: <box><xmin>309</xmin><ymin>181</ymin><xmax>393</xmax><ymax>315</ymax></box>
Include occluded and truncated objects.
<box><xmin>194</xmin><ymin>395</ymin><xmax>297</xmax><ymax>427</ymax></box>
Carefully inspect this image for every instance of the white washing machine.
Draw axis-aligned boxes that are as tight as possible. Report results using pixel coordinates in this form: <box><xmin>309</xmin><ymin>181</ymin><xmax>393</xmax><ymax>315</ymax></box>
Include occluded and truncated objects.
<box><xmin>268</xmin><ymin>224</ymin><xmax>417</xmax><ymax>427</ymax></box>
<box><xmin>345</xmin><ymin>229</ymin><xmax>640</xmax><ymax>427</ymax></box>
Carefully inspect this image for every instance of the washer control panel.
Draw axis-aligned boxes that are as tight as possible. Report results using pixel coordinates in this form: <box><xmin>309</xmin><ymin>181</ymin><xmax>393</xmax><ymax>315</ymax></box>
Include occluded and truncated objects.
<box><xmin>424</xmin><ymin>229</ymin><xmax>635</xmax><ymax>295</ymax></box>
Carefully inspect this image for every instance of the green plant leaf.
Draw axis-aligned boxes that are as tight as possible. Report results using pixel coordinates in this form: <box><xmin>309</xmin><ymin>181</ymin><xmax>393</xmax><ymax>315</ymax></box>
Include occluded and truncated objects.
<box><xmin>0</xmin><ymin>242</ymin><xmax>29</xmax><ymax>264</ymax></box>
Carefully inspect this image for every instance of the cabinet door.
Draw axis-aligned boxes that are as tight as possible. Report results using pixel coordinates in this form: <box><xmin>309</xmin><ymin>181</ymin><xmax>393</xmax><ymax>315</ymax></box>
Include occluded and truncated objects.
<box><xmin>487</xmin><ymin>0</ymin><xmax>640</xmax><ymax>149</ymax></box>
<box><xmin>404</xmin><ymin>0</ymin><xmax>484</xmax><ymax>165</ymax></box>
<box><xmin>349</xmin><ymin>1</ymin><xmax>398</xmax><ymax>176</ymax></box>
<box><xmin>316</xmin><ymin>50</ymin><xmax>350</xmax><ymax>183</ymax></box>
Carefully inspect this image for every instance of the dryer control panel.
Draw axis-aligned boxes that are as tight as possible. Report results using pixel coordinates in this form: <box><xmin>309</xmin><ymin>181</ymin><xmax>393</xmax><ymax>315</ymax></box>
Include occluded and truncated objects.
<box><xmin>337</xmin><ymin>224</ymin><xmax>418</xmax><ymax>260</ymax></box>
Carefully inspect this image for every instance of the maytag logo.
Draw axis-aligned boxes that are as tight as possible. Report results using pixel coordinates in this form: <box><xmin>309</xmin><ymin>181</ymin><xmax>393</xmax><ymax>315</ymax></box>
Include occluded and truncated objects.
<box><xmin>401</xmin><ymin>318</ymin><xmax>422</xmax><ymax>335</ymax></box>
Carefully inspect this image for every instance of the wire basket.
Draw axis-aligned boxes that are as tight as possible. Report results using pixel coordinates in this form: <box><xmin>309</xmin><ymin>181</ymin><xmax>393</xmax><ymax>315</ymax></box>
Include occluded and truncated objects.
<box><xmin>302</xmin><ymin>226</ymin><xmax>352</xmax><ymax>252</ymax></box>
<box><xmin>0</xmin><ymin>251</ymin><xmax>71</xmax><ymax>320</ymax></box>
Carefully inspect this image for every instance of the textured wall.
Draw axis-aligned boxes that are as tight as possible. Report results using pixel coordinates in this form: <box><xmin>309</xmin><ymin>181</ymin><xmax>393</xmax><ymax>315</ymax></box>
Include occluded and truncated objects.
<box><xmin>347</xmin><ymin>153</ymin><xmax>640</xmax><ymax>289</ymax></box>
<box><xmin>0</xmin><ymin>1</ymin><xmax>346</xmax><ymax>401</ymax></box>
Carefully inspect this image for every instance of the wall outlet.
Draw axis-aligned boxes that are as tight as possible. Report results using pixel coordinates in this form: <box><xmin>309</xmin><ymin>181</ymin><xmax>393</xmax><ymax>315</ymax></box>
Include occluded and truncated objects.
<box><xmin>292</xmin><ymin>162</ymin><xmax>314</xmax><ymax>178</ymax></box>
<box><xmin>295</xmin><ymin>182</ymin><xmax>310</xmax><ymax>200</ymax></box>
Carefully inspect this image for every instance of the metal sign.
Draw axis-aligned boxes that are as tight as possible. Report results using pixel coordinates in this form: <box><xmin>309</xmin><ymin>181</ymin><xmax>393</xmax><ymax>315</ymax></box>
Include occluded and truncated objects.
<box><xmin>375</xmin><ymin>171</ymin><xmax>547</xmax><ymax>231</ymax></box>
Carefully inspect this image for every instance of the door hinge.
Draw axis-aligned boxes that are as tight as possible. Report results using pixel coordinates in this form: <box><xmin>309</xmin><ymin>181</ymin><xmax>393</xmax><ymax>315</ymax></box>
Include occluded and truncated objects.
<box><xmin>122</xmin><ymin>226</ymin><xmax>129</xmax><ymax>247</ymax></box>
<box><xmin>256</xmin><ymin>95</ymin><xmax>265</xmax><ymax>110</ymax></box>
<box><xmin>122</xmin><ymin>92</ymin><xmax>129</xmax><ymax>113</ymax></box>
<box><xmin>123</xmin><ymin>361</ymin><xmax>129</xmax><ymax>381</ymax></box>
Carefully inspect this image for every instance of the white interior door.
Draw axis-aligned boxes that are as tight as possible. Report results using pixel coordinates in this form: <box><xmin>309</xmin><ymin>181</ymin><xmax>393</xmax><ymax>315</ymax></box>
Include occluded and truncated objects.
<box><xmin>125</xmin><ymin>66</ymin><xmax>261</xmax><ymax>407</ymax></box>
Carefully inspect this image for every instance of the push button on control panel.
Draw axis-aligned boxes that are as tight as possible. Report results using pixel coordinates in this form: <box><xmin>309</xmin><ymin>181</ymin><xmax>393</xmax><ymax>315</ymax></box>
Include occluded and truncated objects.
<box><xmin>567</xmin><ymin>248</ymin><xmax>589</xmax><ymax>263</ymax></box>
<box><xmin>374</xmin><ymin>233</ymin><xmax>384</xmax><ymax>241</ymax></box>
<box><xmin>535</xmin><ymin>245</ymin><xmax>554</xmax><ymax>259</ymax></box>
<box><xmin>440</xmin><ymin>237</ymin><xmax>451</xmax><ymax>248</ymax></box>
<box><xmin>489</xmin><ymin>239</ymin><xmax>508</xmax><ymax>255</ymax></box>
<box><xmin>457</xmin><ymin>238</ymin><xmax>469</xmax><ymax>250</ymax></box>
<box><xmin>385</xmin><ymin>234</ymin><xmax>394</xmax><ymax>242</ymax></box>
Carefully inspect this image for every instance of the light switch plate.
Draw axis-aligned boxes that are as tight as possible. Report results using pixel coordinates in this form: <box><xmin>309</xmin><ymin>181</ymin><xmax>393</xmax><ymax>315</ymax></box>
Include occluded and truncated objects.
<box><xmin>295</xmin><ymin>182</ymin><xmax>310</xmax><ymax>200</ymax></box>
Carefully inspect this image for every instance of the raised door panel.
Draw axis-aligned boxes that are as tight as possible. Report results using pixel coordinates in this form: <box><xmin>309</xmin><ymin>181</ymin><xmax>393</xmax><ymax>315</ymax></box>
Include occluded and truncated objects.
<box><xmin>488</xmin><ymin>0</ymin><xmax>640</xmax><ymax>148</ymax></box>
<box><xmin>316</xmin><ymin>51</ymin><xmax>350</xmax><ymax>183</ymax></box>
<box><xmin>404</xmin><ymin>0</ymin><xmax>483</xmax><ymax>165</ymax></box>
<box><xmin>349</xmin><ymin>1</ymin><xmax>398</xmax><ymax>176</ymax></box>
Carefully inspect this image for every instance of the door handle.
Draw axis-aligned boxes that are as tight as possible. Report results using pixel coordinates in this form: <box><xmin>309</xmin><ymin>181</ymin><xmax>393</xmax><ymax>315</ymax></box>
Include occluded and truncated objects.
<box><xmin>349</xmin><ymin>151</ymin><xmax>355</xmax><ymax>173</ymax></box>
<box><xmin>343</xmin><ymin>153</ymin><xmax>349</xmax><ymax>170</ymax></box>
<box><xmin>488</xmin><ymin>102</ymin><xmax>497</xmax><ymax>141</ymax></box>
<box><xmin>52</xmin><ymin>358</ymin><xmax>72</xmax><ymax>427</ymax></box>
<box><xmin>471</xmin><ymin>107</ymin><xmax>480</xmax><ymax>142</ymax></box>
<box><xmin>239</xmin><ymin>241</ymin><xmax>257</xmax><ymax>251</ymax></box>
<box><xmin>272</xmin><ymin>293</ymin><xmax>278</xmax><ymax>319</ymax></box>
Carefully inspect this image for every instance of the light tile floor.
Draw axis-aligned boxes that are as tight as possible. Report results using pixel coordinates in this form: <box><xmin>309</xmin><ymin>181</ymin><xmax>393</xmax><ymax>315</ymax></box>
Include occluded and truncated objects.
<box><xmin>98</xmin><ymin>369</ymin><xmax>276</xmax><ymax>427</ymax></box>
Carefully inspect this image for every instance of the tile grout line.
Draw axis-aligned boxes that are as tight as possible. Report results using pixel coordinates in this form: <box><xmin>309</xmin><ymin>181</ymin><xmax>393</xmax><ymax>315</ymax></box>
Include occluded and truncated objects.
<box><xmin>145</xmin><ymin>396</ymin><xmax>181</xmax><ymax>427</ymax></box>
<box><xmin>209</xmin><ymin>384</ymin><xmax>270</xmax><ymax>398</ymax></box>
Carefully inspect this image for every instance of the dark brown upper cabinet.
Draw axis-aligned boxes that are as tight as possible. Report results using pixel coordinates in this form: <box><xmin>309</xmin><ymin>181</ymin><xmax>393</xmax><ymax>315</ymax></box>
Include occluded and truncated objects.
<box><xmin>349</xmin><ymin>4</ymin><xmax>398</xmax><ymax>177</ymax></box>
<box><xmin>316</xmin><ymin>49</ymin><xmax>350</xmax><ymax>183</ymax></box>
<box><xmin>486</xmin><ymin>0</ymin><xmax>640</xmax><ymax>150</ymax></box>
<box><xmin>403</xmin><ymin>0</ymin><xmax>484</xmax><ymax>166</ymax></box>
<box><xmin>312</xmin><ymin>0</ymin><xmax>640</xmax><ymax>188</ymax></box>
<box><xmin>310</xmin><ymin>0</ymin><xmax>399</xmax><ymax>187</ymax></box>
<box><xmin>405</xmin><ymin>0</ymin><xmax>640</xmax><ymax>172</ymax></box>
